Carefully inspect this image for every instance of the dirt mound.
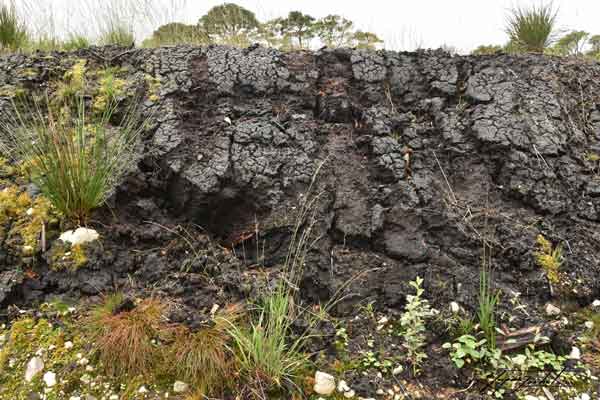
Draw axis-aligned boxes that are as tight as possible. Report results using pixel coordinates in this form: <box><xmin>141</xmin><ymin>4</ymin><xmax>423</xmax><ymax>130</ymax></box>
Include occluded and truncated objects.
<box><xmin>0</xmin><ymin>45</ymin><xmax>599</xmax><ymax>326</ymax></box>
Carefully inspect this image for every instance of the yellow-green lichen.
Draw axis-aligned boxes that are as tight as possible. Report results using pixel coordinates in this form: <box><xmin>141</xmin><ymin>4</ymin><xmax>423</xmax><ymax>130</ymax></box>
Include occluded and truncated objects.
<box><xmin>49</xmin><ymin>242</ymin><xmax>89</xmax><ymax>271</ymax></box>
<box><xmin>93</xmin><ymin>69</ymin><xmax>127</xmax><ymax>113</ymax></box>
<box><xmin>0</xmin><ymin>307</ymin><xmax>173</xmax><ymax>400</ymax></box>
<box><xmin>0</xmin><ymin>184</ymin><xmax>59</xmax><ymax>256</ymax></box>
<box><xmin>534</xmin><ymin>234</ymin><xmax>563</xmax><ymax>285</ymax></box>
<box><xmin>145</xmin><ymin>74</ymin><xmax>161</xmax><ymax>102</ymax></box>
<box><xmin>55</xmin><ymin>59</ymin><xmax>87</xmax><ymax>101</ymax></box>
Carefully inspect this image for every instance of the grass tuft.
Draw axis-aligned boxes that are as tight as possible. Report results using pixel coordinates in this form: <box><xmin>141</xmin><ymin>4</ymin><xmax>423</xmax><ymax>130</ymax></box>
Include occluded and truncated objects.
<box><xmin>505</xmin><ymin>2</ymin><xmax>558</xmax><ymax>53</ymax></box>
<box><xmin>88</xmin><ymin>296</ymin><xmax>165</xmax><ymax>377</ymax></box>
<box><xmin>0</xmin><ymin>81</ymin><xmax>145</xmax><ymax>223</ymax></box>
<box><xmin>0</xmin><ymin>2</ymin><xmax>28</xmax><ymax>52</ymax></box>
<box><xmin>167</xmin><ymin>305</ymin><xmax>242</xmax><ymax>396</ymax></box>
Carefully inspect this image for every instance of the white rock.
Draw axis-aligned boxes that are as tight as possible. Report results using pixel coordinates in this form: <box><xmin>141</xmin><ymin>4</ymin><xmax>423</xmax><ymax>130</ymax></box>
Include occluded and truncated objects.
<box><xmin>337</xmin><ymin>380</ymin><xmax>350</xmax><ymax>393</ymax></box>
<box><xmin>25</xmin><ymin>356</ymin><xmax>44</xmax><ymax>382</ymax></box>
<box><xmin>579</xmin><ymin>394</ymin><xmax>591</xmax><ymax>400</ymax></box>
<box><xmin>69</xmin><ymin>397</ymin><xmax>81</xmax><ymax>400</ymax></box>
<box><xmin>64</xmin><ymin>341</ymin><xmax>73</xmax><ymax>349</ymax></box>
<box><xmin>43</xmin><ymin>371</ymin><xmax>56</xmax><ymax>387</ymax></box>
<box><xmin>138</xmin><ymin>386</ymin><xmax>148</xmax><ymax>394</ymax></box>
<box><xmin>59</xmin><ymin>228</ymin><xmax>99</xmax><ymax>246</ymax></box>
<box><xmin>376</xmin><ymin>389</ymin><xmax>385</xmax><ymax>395</ymax></box>
<box><xmin>450</xmin><ymin>301</ymin><xmax>460</xmax><ymax>313</ymax></box>
<box><xmin>377</xmin><ymin>316</ymin><xmax>389</xmax><ymax>325</ymax></box>
<box><xmin>593</xmin><ymin>300</ymin><xmax>600</xmax><ymax>308</ymax></box>
<box><xmin>313</xmin><ymin>371</ymin><xmax>336</xmax><ymax>395</ymax></box>
<box><xmin>26</xmin><ymin>208</ymin><xmax>34</xmax><ymax>216</ymax></box>
<box><xmin>545</xmin><ymin>303</ymin><xmax>561</xmax><ymax>316</ymax></box>
<box><xmin>392</xmin><ymin>365</ymin><xmax>403</xmax><ymax>376</ymax></box>
<box><xmin>344</xmin><ymin>389</ymin><xmax>356</xmax><ymax>398</ymax></box>
<box><xmin>585</xmin><ymin>321</ymin><xmax>594</xmax><ymax>330</ymax></box>
<box><xmin>78</xmin><ymin>357</ymin><xmax>89</xmax><ymax>366</ymax></box>
<box><xmin>109</xmin><ymin>396</ymin><xmax>119</xmax><ymax>400</ymax></box>
<box><xmin>569</xmin><ymin>346</ymin><xmax>581</xmax><ymax>360</ymax></box>
<box><xmin>173</xmin><ymin>381</ymin><xmax>189</xmax><ymax>393</ymax></box>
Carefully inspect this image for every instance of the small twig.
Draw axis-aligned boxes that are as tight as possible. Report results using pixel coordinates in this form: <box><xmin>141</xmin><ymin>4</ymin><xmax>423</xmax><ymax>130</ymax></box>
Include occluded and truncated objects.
<box><xmin>432</xmin><ymin>150</ymin><xmax>458</xmax><ymax>204</ymax></box>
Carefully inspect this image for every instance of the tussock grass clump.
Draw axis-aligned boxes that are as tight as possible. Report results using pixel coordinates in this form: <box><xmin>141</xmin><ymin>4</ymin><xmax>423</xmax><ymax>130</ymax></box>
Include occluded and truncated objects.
<box><xmin>223</xmin><ymin>161</ymin><xmax>327</xmax><ymax>399</ymax></box>
<box><xmin>505</xmin><ymin>2</ymin><xmax>558</xmax><ymax>53</ymax></box>
<box><xmin>0</xmin><ymin>2</ymin><xmax>28</xmax><ymax>52</ymax></box>
<box><xmin>88</xmin><ymin>295</ymin><xmax>165</xmax><ymax>376</ymax></box>
<box><xmin>0</xmin><ymin>88</ymin><xmax>145</xmax><ymax>223</ymax></box>
<box><xmin>166</xmin><ymin>305</ymin><xmax>242</xmax><ymax>397</ymax></box>
<box><xmin>534</xmin><ymin>234</ymin><xmax>563</xmax><ymax>284</ymax></box>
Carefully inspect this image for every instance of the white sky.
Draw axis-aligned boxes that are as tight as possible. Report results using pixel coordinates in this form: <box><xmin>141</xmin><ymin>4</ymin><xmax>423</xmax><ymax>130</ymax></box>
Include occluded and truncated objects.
<box><xmin>16</xmin><ymin>0</ymin><xmax>600</xmax><ymax>53</ymax></box>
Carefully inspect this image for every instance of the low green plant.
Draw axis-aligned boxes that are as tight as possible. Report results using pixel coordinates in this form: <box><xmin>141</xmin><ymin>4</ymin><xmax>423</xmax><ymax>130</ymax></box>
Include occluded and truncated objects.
<box><xmin>399</xmin><ymin>276</ymin><xmax>435</xmax><ymax>375</ymax></box>
<box><xmin>0</xmin><ymin>2</ymin><xmax>28</xmax><ymax>52</ymax></box>
<box><xmin>0</xmin><ymin>90</ymin><xmax>145</xmax><ymax>223</ymax></box>
<box><xmin>478</xmin><ymin>245</ymin><xmax>500</xmax><ymax>349</ymax></box>
<box><xmin>359</xmin><ymin>350</ymin><xmax>394</xmax><ymax>373</ymax></box>
<box><xmin>505</xmin><ymin>2</ymin><xmax>557</xmax><ymax>53</ymax></box>
<box><xmin>443</xmin><ymin>334</ymin><xmax>489</xmax><ymax>368</ymax></box>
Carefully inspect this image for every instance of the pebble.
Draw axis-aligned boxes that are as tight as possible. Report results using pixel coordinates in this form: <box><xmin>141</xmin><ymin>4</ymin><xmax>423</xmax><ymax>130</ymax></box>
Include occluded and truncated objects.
<box><xmin>545</xmin><ymin>303</ymin><xmax>561</xmax><ymax>316</ymax></box>
<box><xmin>173</xmin><ymin>381</ymin><xmax>189</xmax><ymax>393</ymax></box>
<box><xmin>593</xmin><ymin>300</ymin><xmax>600</xmax><ymax>308</ymax></box>
<box><xmin>337</xmin><ymin>380</ymin><xmax>350</xmax><ymax>393</ymax></box>
<box><xmin>138</xmin><ymin>386</ymin><xmax>148</xmax><ymax>394</ymax></box>
<box><xmin>344</xmin><ymin>389</ymin><xmax>356</xmax><ymax>398</ymax></box>
<box><xmin>569</xmin><ymin>346</ymin><xmax>581</xmax><ymax>360</ymax></box>
<box><xmin>25</xmin><ymin>356</ymin><xmax>44</xmax><ymax>382</ymax></box>
<box><xmin>585</xmin><ymin>321</ymin><xmax>594</xmax><ymax>329</ymax></box>
<box><xmin>43</xmin><ymin>371</ymin><xmax>56</xmax><ymax>387</ymax></box>
<box><xmin>314</xmin><ymin>371</ymin><xmax>336</xmax><ymax>395</ymax></box>
<box><xmin>64</xmin><ymin>341</ymin><xmax>73</xmax><ymax>349</ymax></box>
<box><xmin>392</xmin><ymin>365</ymin><xmax>403</xmax><ymax>376</ymax></box>
<box><xmin>450</xmin><ymin>301</ymin><xmax>460</xmax><ymax>313</ymax></box>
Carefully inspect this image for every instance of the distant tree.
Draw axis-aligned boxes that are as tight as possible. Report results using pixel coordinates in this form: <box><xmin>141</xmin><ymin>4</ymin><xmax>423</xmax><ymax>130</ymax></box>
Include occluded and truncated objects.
<box><xmin>198</xmin><ymin>3</ymin><xmax>259</xmax><ymax>46</ymax></box>
<box><xmin>314</xmin><ymin>14</ymin><xmax>354</xmax><ymax>47</ymax></box>
<box><xmin>351</xmin><ymin>30</ymin><xmax>383</xmax><ymax>50</ymax></box>
<box><xmin>278</xmin><ymin>11</ymin><xmax>316</xmax><ymax>49</ymax></box>
<box><xmin>145</xmin><ymin>22</ymin><xmax>207</xmax><ymax>46</ymax></box>
<box><xmin>472</xmin><ymin>44</ymin><xmax>503</xmax><ymax>55</ymax></box>
<box><xmin>589</xmin><ymin>34</ymin><xmax>600</xmax><ymax>54</ymax></box>
<box><xmin>553</xmin><ymin>30</ymin><xmax>589</xmax><ymax>56</ymax></box>
<box><xmin>505</xmin><ymin>3</ymin><xmax>558</xmax><ymax>53</ymax></box>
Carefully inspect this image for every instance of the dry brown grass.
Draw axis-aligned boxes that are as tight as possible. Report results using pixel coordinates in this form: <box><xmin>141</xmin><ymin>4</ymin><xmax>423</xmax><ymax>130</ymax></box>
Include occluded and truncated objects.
<box><xmin>166</xmin><ymin>304</ymin><xmax>242</xmax><ymax>397</ymax></box>
<box><xmin>88</xmin><ymin>295</ymin><xmax>166</xmax><ymax>377</ymax></box>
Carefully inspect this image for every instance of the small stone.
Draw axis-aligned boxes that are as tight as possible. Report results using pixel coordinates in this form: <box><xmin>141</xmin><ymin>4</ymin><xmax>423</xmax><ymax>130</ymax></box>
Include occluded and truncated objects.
<box><xmin>138</xmin><ymin>386</ymin><xmax>148</xmax><ymax>394</ymax></box>
<box><xmin>579</xmin><ymin>394</ymin><xmax>591</xmax><ymax>400</ymax></box>
<box><xmin>59</xmin><ymin>228</ymin><xmax>99</xmax><ymax>246</ymax></box>
<box><xmin>450</xmin><ymin>301</ymin><xmax>460</xmax><ymax>313</ymax></box>
<box><xmin>26</xmin><ymin>208</ymin><xmax>34</xmax><ymax>216</ymax></box>
<box><xmin>78</xmin><ymin>357</ymin><xmax>89</xmax><ymax>366</ymax></box>
<box><xmin>25</xmin><ymin>357</ymin><xmax>44</xmax><ymax>382</ymax></box>
<box><xmin>69</xmin><ymin>397</ymin><xmax>81</xmax><ymax>400</ymax></box>
<box><xmin>109</xmin><ymin>396</ymin><xmax>119</xmax><ymax>400</ymax></box>
<box><xmin>173</xmin><ymin>381</ymin><xmax>189</xmax><ymax>393</ymax></box>
<box><xmin>43</xmin><ymin>371</ymin><xmax>56</xmax><ymax>387</ymax></box>
<box><xmin>337</xmin><ymin>380</ymin><xmax>350</xmax><ymax>393</ymax></box>
<box><xmin>593</xmin><ymin>300</ymin><xmax>600</xmax><ymax>308</ymax></box>
<box><xmin>392</xmin><ymin>365</ymin><xmax>403</xmax><ymax>376</ymax></box>
<box><xmin>314</xmin><ymin>371</ymin><xmax>336</xmax><ymax>395</ymax></box>
<box><xmin>64</xmin><ymin>341</ymin><xmax>73</xmax><ymax>349</ymax></box>
<box><xmin>569</xmin><ymin>346</ymin><xmax>581</xmax><ymax>360</ymax></box>
<box><xmin>376</xmin><ymin>389</ymin><xmax>385</xmax><ymax>395</ymax></box>
<box><xmin>344</xmin><ymin>389</ymin><xmax>355</xmax><ymax>398</ymax></box>
<box><xmin>545</xmin><ymin>303</ymin><xmax>561</xmax><ymax>316</ymax></box>
<box><xmin>377</xmin><ymin>316</ymin><xmax>389</xmax><ymax>325</ymax></box>
<box><xmin>585</xmin><ymin>321</ymin><xmax>594</xmax><ymax>329</ymax></box>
